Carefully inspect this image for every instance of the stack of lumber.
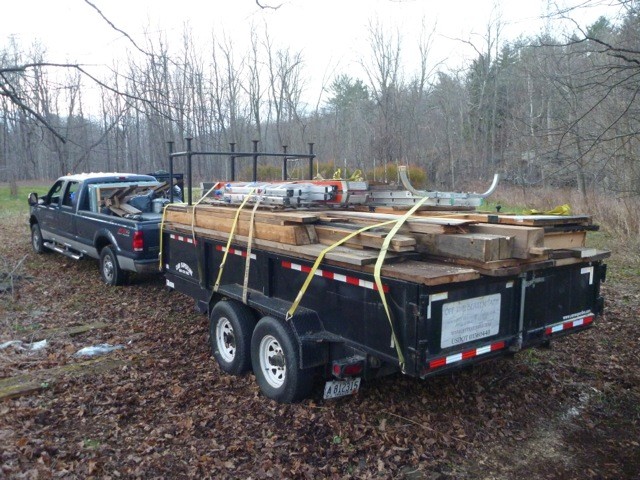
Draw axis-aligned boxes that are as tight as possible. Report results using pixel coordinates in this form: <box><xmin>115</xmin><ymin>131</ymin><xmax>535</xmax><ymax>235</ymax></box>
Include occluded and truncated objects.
<box><xmin>164</xmin><ymin>202</ymin><xmax>609</xmax><ymax>284</ymax></box>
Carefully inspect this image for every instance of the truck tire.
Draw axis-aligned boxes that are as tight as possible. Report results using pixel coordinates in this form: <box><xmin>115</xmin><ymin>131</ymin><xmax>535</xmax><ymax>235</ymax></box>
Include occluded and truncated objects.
<box><xmin>251</xmin><ymin>316</ymin><xmax>314</xmax><ymax>403</ymax></box>
<box><xmin>100</xmin><ymin>246</ymin><xmax>127</xmax><ymax>286</ymax></box>
<box><xmin>31</xmin><ymin>223</ymin><xmax>50</xmax><ymax>254</ymax></box>
<box><xmin>210</xmin><ymin>300</ymin><xmax>256</xmax><ymax>375</ymax></box>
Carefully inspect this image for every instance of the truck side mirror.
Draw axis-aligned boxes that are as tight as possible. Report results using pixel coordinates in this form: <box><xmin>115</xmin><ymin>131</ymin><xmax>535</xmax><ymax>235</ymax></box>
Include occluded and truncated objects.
<box><xmin>28</xmin><ymin>192</ymin><xmax>38</xmax><ymax>206</ymax></box>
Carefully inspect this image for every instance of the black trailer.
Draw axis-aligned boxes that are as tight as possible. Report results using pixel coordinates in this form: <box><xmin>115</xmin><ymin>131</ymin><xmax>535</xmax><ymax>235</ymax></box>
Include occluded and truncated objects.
<box><xmin>160</xmin><ymin>140</ymin><xmax>607</xmax><ymax>403</ymax></box>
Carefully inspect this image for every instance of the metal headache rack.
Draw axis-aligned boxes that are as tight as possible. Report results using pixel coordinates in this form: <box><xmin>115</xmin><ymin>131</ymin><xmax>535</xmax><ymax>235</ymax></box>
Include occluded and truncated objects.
<box><xmin>166</xmin><ymin>138</ymin><xmax>500</xmax><ymax>209</ymax></box>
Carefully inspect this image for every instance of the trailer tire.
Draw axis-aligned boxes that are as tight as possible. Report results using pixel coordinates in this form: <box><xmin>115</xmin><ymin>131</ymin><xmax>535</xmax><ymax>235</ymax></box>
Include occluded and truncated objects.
<box><xmin>100</xmin><ymin>246</ymin><xmax>127</xmax><ymax>286</ymax></box>
<box><xmin>251</xmin><ymin>316</ymin><xmax>314</xmax><ymax>403</ymax></box>
<box><xmin>210</xmin><ymin>300</ymin><xmax>256</xmax><ymax>375</ymax></box>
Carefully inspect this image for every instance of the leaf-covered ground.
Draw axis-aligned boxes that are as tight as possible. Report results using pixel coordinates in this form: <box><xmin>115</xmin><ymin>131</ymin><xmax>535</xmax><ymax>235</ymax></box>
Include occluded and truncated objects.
<box><xmin>1</xmin><ymin>214</ymin><xmax>638</xmax><ymax>479</ymax></box>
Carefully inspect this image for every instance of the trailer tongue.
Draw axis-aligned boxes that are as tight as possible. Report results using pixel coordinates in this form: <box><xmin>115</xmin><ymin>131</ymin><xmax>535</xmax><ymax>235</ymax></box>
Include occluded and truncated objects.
<box><xmin>160</xmin><ymin>141</ymin><xmax>608</xmax><ymax>403</ymax></box>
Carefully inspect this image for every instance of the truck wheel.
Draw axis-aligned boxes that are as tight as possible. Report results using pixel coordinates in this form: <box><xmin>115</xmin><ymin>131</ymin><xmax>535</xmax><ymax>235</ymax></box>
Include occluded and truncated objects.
<box><xmin>100</xmin><ymin>246</ymin><xmax>127</xmax><ymax>286</ymax></box>
<box><xmin>251</xmin><ymin>316</ymin><xmax>314</xmax><ymax>403</ymax></box>
<box><xmin>31</xmin><ymin>223</ymin><xmax>49</xmax><ymax>254</ymax></box>
<box><xmin>210</xmin><ymin>300</ymin><xmax>256</xmax><ymax>375</ymax></box>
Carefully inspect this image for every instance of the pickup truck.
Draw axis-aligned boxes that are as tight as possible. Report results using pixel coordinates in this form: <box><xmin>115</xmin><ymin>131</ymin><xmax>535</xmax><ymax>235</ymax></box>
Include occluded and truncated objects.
<box><xmin>28</xmin><ymin>173</ymin><xmax>167</xmax><ymax>285</ymax></box>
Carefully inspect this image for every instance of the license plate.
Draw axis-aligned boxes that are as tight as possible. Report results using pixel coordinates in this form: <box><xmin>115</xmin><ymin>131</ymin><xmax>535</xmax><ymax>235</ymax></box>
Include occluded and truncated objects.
<box><xmin>323</xmin><ymin>377</ymin><xmax>361</xmax><ymax>399</ymax></box>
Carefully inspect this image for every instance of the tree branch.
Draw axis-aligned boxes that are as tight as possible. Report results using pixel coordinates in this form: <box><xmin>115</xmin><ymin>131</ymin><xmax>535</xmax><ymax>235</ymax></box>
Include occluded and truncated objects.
<box><xmin>83</xmin><ymin>0</ymin><xmax>151</xmax><ymax>57</ymax></box>
<box><xmin>256</xmin><ymin>0</ymin><xmax>282</xmax><ymax>10</ymax></box>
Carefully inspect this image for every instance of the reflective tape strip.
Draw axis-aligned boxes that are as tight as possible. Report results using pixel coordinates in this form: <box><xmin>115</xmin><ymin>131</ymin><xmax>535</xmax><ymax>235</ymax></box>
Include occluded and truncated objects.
<box><xmin>545</xmin><ymin>315</ymin><xmax>594</xmax><ymax>335</ymax></box>
<box><xmin>428</xmin><ymin>341</ymin><xmax>506</xmax><ymax>370</ymax></box>
<box><xmin>170</xmin><ymin>234</ymin><xmax>196</xmax><ymax>245</ymax></box>
<box><xmin>281</xmin><ymin>261</ymin><xmax>389</xmax><ymax>293</ymax></box>
<box><xmin>216</xmin><ymin>245</ymin><xmax>256</xmax><ymax>260</ymax></box>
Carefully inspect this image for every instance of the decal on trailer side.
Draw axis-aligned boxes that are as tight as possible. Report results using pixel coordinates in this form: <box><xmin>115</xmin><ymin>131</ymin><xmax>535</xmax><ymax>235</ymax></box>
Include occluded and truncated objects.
<box><xmin>175</xmin><ymin>262</ymin><xmax>194</xmax><ymax>276</ymax></box>
<box><xmin>440</xmin><ymin>293</ymin><xmax>501</xmax><ymax>348</ymax></box>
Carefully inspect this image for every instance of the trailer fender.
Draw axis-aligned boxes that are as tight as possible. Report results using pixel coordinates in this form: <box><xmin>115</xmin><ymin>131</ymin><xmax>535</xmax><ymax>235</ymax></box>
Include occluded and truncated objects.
<box><xmin>287</xmin><ymin>312</ymin><xmax>329</xmax><ymax>369</ymax></box>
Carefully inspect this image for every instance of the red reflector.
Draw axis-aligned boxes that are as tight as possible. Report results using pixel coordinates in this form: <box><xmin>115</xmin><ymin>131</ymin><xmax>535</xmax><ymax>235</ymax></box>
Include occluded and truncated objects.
<box><xmin>133</xmin><ymin>231</ymin><xmax>144</xmax><ymax>252</ymax></box>
<box><xmin>332</xmin><ymin>364</ymin><xmax>341</xmax><ymax>376</ymax></box>
<box><xmin>343</xmin><ymin>363</ymin><xmax>363</xmax><ymax>376</ymax></box>
<box><xmin>462</xmin><ymin>349</ymin><xmax>476</xmax><ymax>360</ymax></box>
<box><xmin>429</xmin><ymin>358</ymin><xmax>447</xmax><ymax>369</ymax></box>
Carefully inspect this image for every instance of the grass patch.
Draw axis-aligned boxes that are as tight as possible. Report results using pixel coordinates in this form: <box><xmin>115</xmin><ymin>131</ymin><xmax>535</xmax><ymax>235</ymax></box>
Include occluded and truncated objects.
<box><xmin>0</xmin><ymin>184</ymin><xmax>49</xmax><ymax>217</ymax></box>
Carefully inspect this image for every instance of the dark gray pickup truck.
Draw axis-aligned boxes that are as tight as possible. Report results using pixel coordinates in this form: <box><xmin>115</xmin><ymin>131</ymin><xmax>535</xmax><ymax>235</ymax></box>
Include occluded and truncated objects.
<box><xmin>28</xmin><ymin>173</ymin><xmax>168</xmax><ymax>285</ymax></box>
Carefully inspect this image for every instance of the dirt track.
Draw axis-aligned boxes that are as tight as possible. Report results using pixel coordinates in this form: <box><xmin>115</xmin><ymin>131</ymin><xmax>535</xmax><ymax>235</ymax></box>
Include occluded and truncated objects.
<box><xmin>1</xmin><ymin>215</ymin><xmax>639</xmax><ymax>479</ymax></box>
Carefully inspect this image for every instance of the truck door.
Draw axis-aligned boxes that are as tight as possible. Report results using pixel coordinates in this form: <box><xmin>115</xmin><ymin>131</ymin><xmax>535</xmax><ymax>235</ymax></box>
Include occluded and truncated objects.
<box><xmin>39</xmin><ymin>180</ymin><xmax>65</xmax><ymax>238</ymax></box>
<box><xmin>58</xmin><ymin>181</ymin><xmax>80</xmax><ymax>241</ymax></box>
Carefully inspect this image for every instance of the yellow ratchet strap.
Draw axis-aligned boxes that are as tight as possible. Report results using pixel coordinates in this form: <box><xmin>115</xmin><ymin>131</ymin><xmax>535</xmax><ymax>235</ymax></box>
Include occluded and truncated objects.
<box><xmin>374</xmin><ymin>195</ymin><xmax>431</xmax><ymax>371</ymax></box>
<box><xmin>213</xmin><ymin>189</ymin><xmax>256</xmax><ymax>293</ymax></box>
<box><xmin>158</xmin><ymin>202</ymin><xmax>170</xmax><ymax>271</ymax></box>
<box><xmin>158</xmin><ymin>199</ymin><xmax>186</xmax><ymax>272</ymax></box>
<box><xmin>188</xmin><ymin>184</ymin><xmax>222</xmax><ymax>284</ymax></box>
<box><xmin>190</xmin><ymin>183</ymin><xmax>220</xmax><ymax>241</ymax></box>
<box><xmin>285</xmin><ymin>219</ymin><xmax>397</xmax><ymax>320</ymax></box>
<box><xmin>242</xmin><ymin>197</ymin><xmax>262</xmax><ymax>304</ymax></box>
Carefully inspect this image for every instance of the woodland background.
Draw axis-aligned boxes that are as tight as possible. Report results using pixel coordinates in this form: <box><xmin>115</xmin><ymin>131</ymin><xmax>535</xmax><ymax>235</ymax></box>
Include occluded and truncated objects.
<box><xmin>1</xmin><ymin>1</ymin><xmax>639</xmax><ymax>236</ymax></box>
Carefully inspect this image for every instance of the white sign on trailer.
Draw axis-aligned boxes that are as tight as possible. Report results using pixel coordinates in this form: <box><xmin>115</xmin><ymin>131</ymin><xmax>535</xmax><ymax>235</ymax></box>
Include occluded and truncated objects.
<box><xmin>440</xmin><ymin>294</ymin><xmax>501</xmax><ymax>349</ymax></box>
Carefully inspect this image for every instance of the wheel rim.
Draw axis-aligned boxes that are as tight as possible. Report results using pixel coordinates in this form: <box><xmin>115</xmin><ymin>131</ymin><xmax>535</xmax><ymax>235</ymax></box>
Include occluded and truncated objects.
<box><xmin>259</xmin><ymin>334</ymin><xmax>286</xmax><ymax>389</ymax></box>
<box><xmin>103</xmin><ymin>255</ymin><xmax>114</xmax><ymax>282</ymax></box>
<box><xmin>216</xmin><ymin>317</ymin><xmax>236</xmax><ymax>362</ymax></box>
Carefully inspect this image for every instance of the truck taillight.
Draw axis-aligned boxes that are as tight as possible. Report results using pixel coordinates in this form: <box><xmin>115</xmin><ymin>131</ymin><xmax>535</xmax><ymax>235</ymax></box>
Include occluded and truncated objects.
<box><xmin>133</xmin><ymin>231</ymin><xmax>144</xmax><ymax>252</ymax></box>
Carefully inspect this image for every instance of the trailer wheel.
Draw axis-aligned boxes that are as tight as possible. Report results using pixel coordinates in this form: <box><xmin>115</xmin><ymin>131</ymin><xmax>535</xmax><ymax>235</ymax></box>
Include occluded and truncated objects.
<box><xmin>251</xmin><ymin>316</ymin><xmax>314</xmax><ymax>403</ymax></box>
<box><xmin>100</xmin><ymin>246</ymin><xmax>127</xmax><ymax>286</ymax></box>
<box><xmin>210</xmin><ymin>300</ymin><xmax>256</xmax><ymax>375</ymax></box>
<box><xmin>31</xmin><ymin>223</ymin><xmax>50</xmax><ymax>254</ymax></box>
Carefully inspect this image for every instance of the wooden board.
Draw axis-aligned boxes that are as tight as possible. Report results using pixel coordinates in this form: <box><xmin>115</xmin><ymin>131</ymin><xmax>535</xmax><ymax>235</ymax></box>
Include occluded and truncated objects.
<box><xmin>552</xmin><ymin>250</ymin><xmax>611</xmax><ymax>267</ymax></box>
<box><xmin>434</xmin><ymin>256</ymin><xmax>556</xmax><ymax>277</ymax></box>
<box><xmin>168</xmin><ymin>224</ymin><xmax>399</xmax><ymax>266</ymax></box>
<box><xmin>468</xmin><ymin>223</ymin><xmax>544</xmax><ymax>259</ymax></box>
<box><xmin>168</xmin><ymin>203</ymin><xmax>319</xmax><ymax>225</ymax></box>
<box><xmin>317</xmin><ymin>210</ymin><xmax>471</xmax><ymax>234</ymax></box>
<box><xmin>19</xmin><ymin>322</ymin><xmax>109</xmax><ymax>342</ymax></box>
<box><xmin>0</xmin><ymin>358</ymin><xmax>127</xmax><ymax>401</ymax></box>
<box><xmin>434</xmin><ymin>213</ymin><xmax>592</xmax><ymax>227</ymax></box>
<box><xmin>414</xmin><ymin>233</ymin><xmax>513</xmax><ymax>262</ymax></box>
<box><xmin>363</xmin><ymin>260</ymin><xmax>480</xmax><ymax>286</ymax></box>
<box><xmin>165</xmin><ymin>209</ymin><xmax>316</xmax><ymax>245</ymax></box>
<box><xmin>314</xmin><ymin>224</ymin><xmax>416</xmax><ymax>252</ymax></box>
<box><xmin>543</xmin><ymin>231</ymin><xmax>586</xmax><ymax>249</ymax></box>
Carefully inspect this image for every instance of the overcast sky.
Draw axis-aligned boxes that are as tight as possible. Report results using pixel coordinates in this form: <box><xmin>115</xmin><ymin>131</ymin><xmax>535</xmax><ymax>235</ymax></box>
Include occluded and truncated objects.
<box><xmin>0</xmin><ymin>0</ymin><xmax>622</xmax><ymax>105</ymax></box>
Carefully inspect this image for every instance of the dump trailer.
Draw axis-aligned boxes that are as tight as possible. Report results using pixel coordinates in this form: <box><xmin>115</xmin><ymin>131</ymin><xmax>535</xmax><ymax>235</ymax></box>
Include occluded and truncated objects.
<box><xmin>160</xmin><ymin>140</ymin><xmax>608</xmax><ymax>403</ymax></box>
